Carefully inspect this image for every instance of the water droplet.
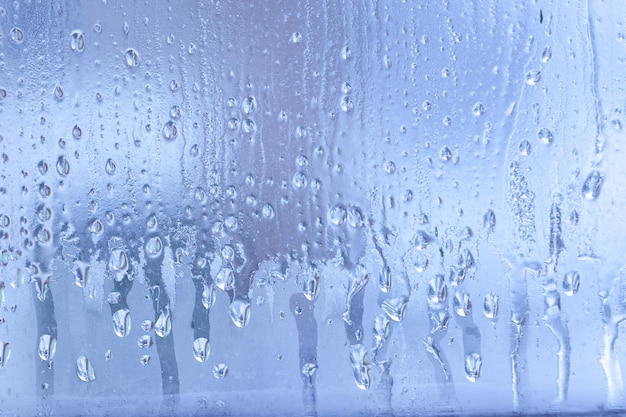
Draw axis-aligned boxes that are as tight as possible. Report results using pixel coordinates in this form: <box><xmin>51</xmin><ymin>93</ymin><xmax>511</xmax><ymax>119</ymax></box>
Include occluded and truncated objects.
<box><xmin>427</xmin><ymin>274</ymin><xmax>447</xmax><ymax>307</ymax></box>
<box><xmin>538</xmin><ymin>127</ymin><xmax>553</xmax><ymax>144</ymax></box>
<box><xmin>414</xmin><ymin>252</ymin><xmax>429</xmax><ymax>273</ymax></box>
<box><xmin>109</xmin><ymin>249</ymin><xmax>129</xmax><ymax>281</ymax></box>
<box><xmin>137</xmin><ymin>335</ymin><xmax>154</xmax><ymax>349</ymax></box>
<box><xmin>140</xmin><ymin>355</ymin><xmax>151</xmax><ymax>366</ymax></box>
<box><xmin>202</xmin><ymin>282</ymin><xmax>215</xmax><ymax>309</ymax></box>
<box><xmin>0</xmin><ymin>341</ymin><xmax>10</xmax><ymax>368</ymax></box>
<box><xmin>155</xmin><ymin>307</ymin><xmax>172</xmax><ymax>337</ymax></box>
<box><xmin>55</xmin><ymin>156</ymin><xmax>70</xmax><ymax>177</ymax></box>
<box><xmin>140</xmin><ymin>320</ymin><xmax>153</xmax><ymax>332</ymax></box>
<box><xmin>104</xmin><ymin>158</ymin><xmax>116</xmax><ymax>176</ymax></box>
<box><xmin>145</xmin><ymin>236</ymin><xmax>163</xmax><ymax>258</ymax></box>
<box><xmin>107</xmin><ymin>291</ymin><xmax>121</xmax><ymax>304</ymax></box>
<box><xmin>292</xmin><ymin>172</ymin><xmax>307</xmax><ymax>189</ymax></box>
<box><xmin>162</xmin><ymin>121</ymin><xmax>178</xmax><ymax>140</ymax></box>
<box><xmin>70</xmin><ymin>30</ymin><xmax>85</xmax><ymax>52</ymax></box>
<box><xmin>262</xmin><ymin>204</ymin><xmax>275</xmax><ymax>219</ymax></box>
<box><xmin>229</xmin><ymin>298</ymin><xmax>251</xmax><ymax>328</ymax></box>
<box><xmin>373</xmin><ymin>314</ymin><xmax>390</xmax><ymax>347</ymax></box>
<box><xmin>464</xmin><ymin>352</ymin><xmax>482</xmax><ymax>382</ymax></box>
<box><xmin>519</xmin><ymin>139</ymin><xmax>532</xmax><ymax>156</ymax></box>
<box><xmin>9</xmin><ymin>27</ymin><xmax>24</xmax><ymax>44</ymax></box>
<box><xmin>290</xmin><ymin>32</ymin><xmax>303</xmax><ymax>44</ymax></box>
<box><xmin>213</xmin><ymin>363</ymin><xmax>229</xmax><ymax>378</ymax></box>
<box><xmin>74</xmin><ymin>262</ymin><xmax>90</xmax><ymax>288</ymax></box>
<box><xmin>340</xmin><ymin>96</ymin><xmax>353</xmax><ymax>112</ymax></box>
<box><xmin>453</xmin><ymin>290</ymin><xmax>472</xmax><ymax>317</ymax></box>
<box><xmin>190</xmin><ymin>144</ymin><xmax>199</xmax><ymax>157</ymax></box>
<box><xmin>563</xmin><ymin>270</ymin><xmax>580</xmax><ymax>296</ymax></box>
<box><xmin>105</xmin><ymin>350</ymin><xmax>112</xmax><ymax>362</ymax></box>
<box><xmin>381</xmin><ymin>295</ymin><xmax>409</xmax><ymax>322</ymax></box>
<box><xmin>76</xmin><ymin>355</ymin><xmax>95</xmax><ymax>382</ymax></box>
<box><xmin>541</xmin><ymin>46</ymin><xmax>552</xmax><ymax>63</ymax></box>
<box><xmin>169</xmin><ymin>105</ymin><xmax>182</xmax><ymax>119</ymax></box>
<box><xmin>54</xmin><ymin>85</ymin><xmax>64</xmax><ymax>101</ymax></box>
<box><xmin>193</xmin><ymin>337</ymin><xmax>210</xmax><ymax>363</ymax></box>
<box><xmin>472</xmin><ymin>102</ymin><xmax>485</xmax><ymax>116</ymax></box>
<box><xmin>301</xmin><ymin>362</ymin><xmax>318</xmax><ymax>381</ymax></box>
<box><xmin>38</xmin><ymin>335</ymin><xmax>56</xmax><ymax>361</ymax></box>
<box><xmin>525</xmin><ymin>69</ymin><xmax>541</xmax><ymax>85</ymax></box>
<box><xmin>384</xmin><ymin>161</ymin><xmax>396</xmax><ymax>174</ymax></box>
<box><xmin>215</xmin><ymin>267</ymin><xmax>235</xmax><ymax>291</ymax></box>
<box><xmin>242</xmin><ymin>96</ymin><xmax>257</xmax><ymax>114</ymax></box>
<box><xmin>302</xmin><ymin>268</ymin><xmax>320</xmax><ymax>301</ymax></box>
<box><xmin>72</xmin><ymin>124</ymin><xmax>82</xmax><ymax>139</ymax></box>
<box><xmin>347</xmin><ymin>206</ymin><xmax>364</xmax><ymax>228</ymax></box>
<box><xmin>350</xmin><ymin>344</ymin><xmax>371</xmax><ymax>390</ymax></box>
<box><xmin>581</xmin><ymin>170</ymin><xmax>603</xmax><ymax>200</ymax></box>
<box><xmin>483</xmin><ymin>292</ymin><xmax>499</xmax><ymax>319</ymax></box>
<box><xmin>341</xmin><ymin>46</ymin><xmax>352</xmax><ymax>60</ymax></box>
<box><xmin>483</xmin><ymin>209</ymin><xmax>496</xmax><ymax>231</ymax></box>
<box><xmin>440</xmin><ymin>146</ymin><xmax>452</xmax><ymax>161</ymax></box>
<box><xmin>124</xmin><ymin>48</ymin><xmax>139</xmax><ymax>67</ymax></box>
<box><xmin>112</xmin><ymin>308</ymin><xmax>131</xmax><ymax>337</ymax></box>
<box><xmin>328</xmin><ymin>204</ymin><xmax>347</xmax><ymax>226</ymax></box>
<box><xmin>379</xmin><ymin>265</ymin><xmax>392</xmax><ymax>293</ymax></box>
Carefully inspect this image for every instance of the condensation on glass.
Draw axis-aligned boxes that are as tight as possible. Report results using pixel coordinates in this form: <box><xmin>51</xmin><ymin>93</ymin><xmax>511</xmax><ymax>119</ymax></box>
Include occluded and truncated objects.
<box><xmin>0</xmin><ymin>1</ymin><xmax>624</xmax><ymax>416</ymax></box>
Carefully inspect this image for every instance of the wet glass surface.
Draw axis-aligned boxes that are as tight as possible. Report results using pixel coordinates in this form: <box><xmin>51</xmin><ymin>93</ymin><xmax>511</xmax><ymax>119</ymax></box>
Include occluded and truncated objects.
<box><xmin>0</xmin><ymin>1</ymin><xmax>625</xmax><ymax>416</ymax></box>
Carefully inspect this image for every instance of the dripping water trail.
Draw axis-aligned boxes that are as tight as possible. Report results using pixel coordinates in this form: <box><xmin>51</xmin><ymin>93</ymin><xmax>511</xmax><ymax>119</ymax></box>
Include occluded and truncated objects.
<box><xmin>290</xmin><ymin>293</ymin><xmax>318</xmax><ymax>417</ymax></box>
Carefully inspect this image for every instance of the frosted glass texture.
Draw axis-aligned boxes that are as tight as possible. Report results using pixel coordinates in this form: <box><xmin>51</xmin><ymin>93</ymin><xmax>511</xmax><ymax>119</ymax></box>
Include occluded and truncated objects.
<box><xmin>0</xmin><ymin>1</ymin><xmax>625</xmax><ymax>416</ymax></box>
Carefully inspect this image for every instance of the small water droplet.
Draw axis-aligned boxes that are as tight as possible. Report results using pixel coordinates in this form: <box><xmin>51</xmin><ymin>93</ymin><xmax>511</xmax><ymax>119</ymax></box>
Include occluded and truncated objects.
<box><xmin>472</xmin><ymin>102</ymin><xmax>485</xmax><ymax>116</ymax></box>
<box><xmin>581</xmin><ymin>170</ymin><xmax>603</xmax><ymax>200</ymax></box>
<box><xmin>105</xmin><ymin>158</ymin><xmax>116</xmax><ymax>176</ymax></box>
<box><xmin>137</xmin><ymin>335</ymin><xmax>154</xmax><ymax>349</ymax></box>
<box><xmin>453</xmin><ymin>290</ymin><xmax>472</xmax><ymax>317</ymax></box>
<box><xmin>464</xmin><ymin>352</ymin><xmax>482</xmax><ymax>382</ymax></box>
<box><xmin>76</xmin><ymin>355</ymin><xmax>96</xmax><ymax>382</ymax></box>
<box><xmin>0</xmin><ymin>341</ymin><xmax>9</xmax><ymax>367</ymax></box>
<box><xmin>373</xmin><ymin>314</ymin><xmax>390</xmax><ymax>347</ymax></box>
<box><xmin>302</xmin><ymin>268</ymin><xmax>320</xmax><ymax>301</ymax></box>
<box><xmin>563</xmin><ymin>270</ymin><xmax>580</xmax><ymax>296</ymax></box>
<box><xmin>56</xmin><ymin>156</ymin><xmax>70</xmax><ymax>177</ymax></box>
<box><xmin>213</xmin><ymin>363</ymin><xmax>229</xmax><ymax>378</ymax></box>
<box><xmin>519</xmin><ymin>139</ymin><xmax>532</xmax><ymax>156</ymax></box>
<box><xmin>155</xmin><ymin>307</ymin><xmax>172</xmax><ymax>337</ymax></box>
<box><xmin>229</xmin><ymin>299</ymin><xmax>251</xmax><ymax>328</ymax></box>
<box><xmin>328</xmin><ymin>204</ymin><xmax>346</xmax><ymax>226</ymax></box>
<box><xmin>381</xmin><ymin>295</ymin><xmax>409</xmax><ymax>322</ymax></box>
<box><xmin>169</xmin><ymin>105</ymin><xmax>182</xmax><ymax>119</ymax></box>
<box><xmin>162</xmin><ymin>121</ymin><xmax>178</xmax><ymax>140</ymax></box>
<box><xmin>107</xmin><ymin>291</ymin><xmax>121</xmax><ymax>304</ymax></box>
<box><xmin>541</xmin><ymin>46</ymin><xmax>552</xmax><ymax>63</ymax></box>
<box><xmin>379</xmin><ymin>265</ymin><xmax>392</xmax><ymax>293</ymax></box>
<box><xmin>483</xmin><ymin>209</ymin><xmax>496</xmax><ymax>231</ymax></box>
<box><xmin>202</xmin><ymin>282</ymin><xmax>215</xmax><ymax>309</ymax></box>
<box><xmin>145</xmin><ymin>236</ymin><xmax>163</xmax><ymax>258</ymax></box>
<box><xmin>290</xmin><ymin>32</ymin><xmax>303</xmax><ymax>44</ymax></box>
<box><xmin>124</xmin><ymin>48</ymin><xmax>139</xmax><ymax>67</ymax></box>
<box><xmin>483</xmin><ymin>292</ymin><xmax>499</xmax><ymax>319</ymax></box>
<box><xmin>38</xmin><ymin>334</ymin><xmax>56</xmax><ymax>361</ymax></box>
<box><xmin>525</xmin><ymin>69</ymin><xmax>542</xmax><ymax>85</ymax></box>
<box><xmin>9</xmin><ymin>27</ymin><xmax>24</xmax><ymax>44</ymax></box>
<box><xmin>340</xmin><ymin>96</ymin><xmax>353</xmax><ymax>112</ymax></box>
<box><xmin>54</xmin><ymin>85</ymin><xmax>64</xmax><ymax>101</ymax></box>
<box><xmin>538</xmin><ymin>127</ymin><xmax>553</xmax><ymax>144</ymax></box>
<box><xmin>193</xmin><ymin>337</ymin><xmax>210</xmax><ymax>363</ymax></box>
<box><xmin>140</xmin><ymin>319</ymin><xmax>153</xmax><ymax>332</ymax></box>
<box><xmin>105</xmin><ymin>350</ymin><xmax>112</xmax><ymax>361</ymax></box>
<box><xmin>341</xmin><ymin>46</ymin><xmax>352</xmax><ymax>60</ymax></box>
<box><xmin>112</xmin><ymin>308</ymin><xmax>131</xmax><ymax>337</ymax></box>
<box><xmin>427</xmin><ymin>274</ymin><xmax>447</xmax><ymax>307</ymax></box>
<box><xmin>70</xmin><ymin>30</ymin><xmax>85</xmax><ymax>52</ymax></box>
<box><xmin>440</xmin><ymin>146</ymin><xmax>452</xmax><ymax>161</ymax></box>
<box><xmin>140</xmin><ymin>354</ymin><xmax>151</xmax><ymax>366</ymax></box>
<box><xmin>349</xmin><ymin>344</ymin><xmax>371</xmax><ymax>390</ymax></box>
<box><xmin>72</xmin><ymin>124</ymin><xmax>82</xmax><ymax>139</ymax></box>
<box><xmin>242</xmin><ymin>96</ymin><xmax>257</xmax><ymax>114</ymax></box>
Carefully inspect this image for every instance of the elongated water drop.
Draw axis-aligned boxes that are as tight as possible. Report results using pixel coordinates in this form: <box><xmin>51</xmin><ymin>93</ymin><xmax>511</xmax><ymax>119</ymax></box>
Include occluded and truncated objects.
<box><xmin>76</xmin><ymin>355</ymin><xmax>95</xmax><ymax>382</ymax></box>
<box><xmin>112</xmin><ymin>308</ymin><xmax>131</xmax><ymax>337</ymax></box>
<box><xmin>193</xmin><ymin>337</ymin><xmax>210</xmax><ymax>363</ymax></box>
<box><xmin>38</xmin><ymin>334</ymin><xmax>57</xmax><ymax>361</ymax></box>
